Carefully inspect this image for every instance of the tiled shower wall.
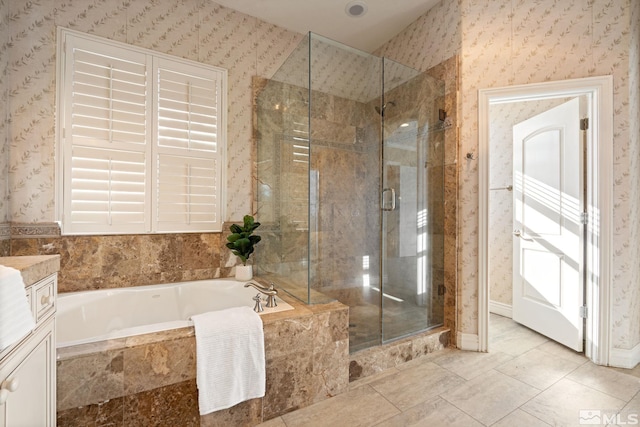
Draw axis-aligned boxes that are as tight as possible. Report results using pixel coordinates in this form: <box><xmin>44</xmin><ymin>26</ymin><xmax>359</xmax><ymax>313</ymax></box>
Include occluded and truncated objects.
<box><xmin>254</xmin><ymin>55</ymin><xmax>458</xmax><ymax>337</ymax></box>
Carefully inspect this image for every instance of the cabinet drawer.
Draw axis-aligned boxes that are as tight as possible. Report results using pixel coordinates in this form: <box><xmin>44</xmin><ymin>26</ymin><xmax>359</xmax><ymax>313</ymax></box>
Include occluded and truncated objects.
<box><xmin>33</xmin><ymin>275</ymin><xmax>56</xmax><ymax>324</ymax></box>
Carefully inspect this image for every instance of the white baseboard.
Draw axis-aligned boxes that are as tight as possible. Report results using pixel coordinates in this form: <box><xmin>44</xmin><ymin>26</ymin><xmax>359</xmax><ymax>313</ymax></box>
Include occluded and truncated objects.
<box><xmin>457</xmin><ymin>332</ymin><xmax>479</xmax><ymax>351</ymax></box>
<box><xmin>609</xmin><ymin>342</ymin><xmax>640</xmax><ymax>369</ymax></box>
<box><xmin>489</xmin><ymin>300</ymin><xmax>513</xmax><ymax>318</ymax></box>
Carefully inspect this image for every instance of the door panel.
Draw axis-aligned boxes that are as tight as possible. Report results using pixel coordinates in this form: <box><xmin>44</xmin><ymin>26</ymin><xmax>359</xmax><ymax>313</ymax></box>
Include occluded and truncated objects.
<box><xmin>513</xmin><ymin>97</ymin><xmax>584</xmax><ymax>352</ymax></box>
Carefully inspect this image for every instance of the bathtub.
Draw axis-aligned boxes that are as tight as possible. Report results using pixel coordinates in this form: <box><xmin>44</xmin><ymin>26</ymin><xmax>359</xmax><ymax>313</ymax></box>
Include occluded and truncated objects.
<box><xmin>56</xmin><ymin>278</ymin><xmax>294</xmax><ymax>348</ymax></box>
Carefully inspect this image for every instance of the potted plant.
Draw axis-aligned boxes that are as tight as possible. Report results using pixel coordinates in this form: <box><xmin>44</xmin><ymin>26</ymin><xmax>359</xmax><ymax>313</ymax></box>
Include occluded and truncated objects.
<box><xmin>226</xmin><ymin>215</ymin><xmax>261</xmax><ymax>280</ymax></box>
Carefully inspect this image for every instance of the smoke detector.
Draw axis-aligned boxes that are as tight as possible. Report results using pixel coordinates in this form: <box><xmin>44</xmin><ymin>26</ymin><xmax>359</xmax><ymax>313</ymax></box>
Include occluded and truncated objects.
<box><xmin>345</xmin><ymin>1</ymin><xmax>368</xmax><ymax>18</ymax></box>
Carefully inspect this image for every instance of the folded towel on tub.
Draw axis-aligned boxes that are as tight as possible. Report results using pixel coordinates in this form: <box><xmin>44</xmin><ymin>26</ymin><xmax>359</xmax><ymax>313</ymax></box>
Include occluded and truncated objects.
<box><xmin>0</xmin><ymin>265</ymin><xmax>36</xmax><ymax>352</ymax></box>
<box><xmin>191</xmin><ymin>306</ymin><xmax>265</xmax><ymax>415</ymax></box>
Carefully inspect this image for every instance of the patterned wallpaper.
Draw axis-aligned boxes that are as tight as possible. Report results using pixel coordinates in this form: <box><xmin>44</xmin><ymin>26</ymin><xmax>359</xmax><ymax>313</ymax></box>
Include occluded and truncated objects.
<box><xmin>0</xmin><ymin>0</ymin><xmax>8</xmax><ymax>224</ymax></box>
<box><xmin>375</xmin><ymin>0</ymin><xmax>461</xmax><ymax>73</ymax></box>
<box><xmin>4</xmin><ymin>0</ymin><xmax>302</xmax><ymax>224</ymax></box>
<box><xmin>379</xmin><ymin>0</ymin><xmax>639</xmax><ymax>351</ymax></box>
<box><xmin>627</xmin><ymin>0</ymin><xmax>640</xmax><ymax>350</ymax></box>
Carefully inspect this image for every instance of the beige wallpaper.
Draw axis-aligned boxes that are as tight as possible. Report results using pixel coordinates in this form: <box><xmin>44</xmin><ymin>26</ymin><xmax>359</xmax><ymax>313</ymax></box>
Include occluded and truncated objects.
<box><xmin>628</xmin><ymin>0</ymin><xmax>640</xmax><ymax>350</ymax></box>
<box><xmin>4</xmin><ymin>0</ymin><xmax>302</xmax><ymax>224</ymax></box>
<box><xmin>379</xmin><ymin>0</ymin><xmax>639</xmax><ymax>352</ymax></box>
<box><xmin>0</xmin><ymin>0</ymin><xmax>8</xmax><ymax>224</ymax></box>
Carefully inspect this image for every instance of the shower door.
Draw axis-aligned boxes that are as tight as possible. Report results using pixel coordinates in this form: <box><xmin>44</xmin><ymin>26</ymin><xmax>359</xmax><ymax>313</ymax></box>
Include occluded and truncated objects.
<box><xmin>255</xmin><ymin>33</ymin><xmax>445</xmax><ymax>353</ymax></box>
<box><xmin>380</xmin><ymin>58</ymin><xmax>445</xmax><ymax>342</ymax></box>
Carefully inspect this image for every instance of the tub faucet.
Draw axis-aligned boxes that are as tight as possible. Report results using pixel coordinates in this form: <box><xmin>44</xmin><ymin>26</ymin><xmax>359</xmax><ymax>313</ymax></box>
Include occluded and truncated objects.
<box><xmin>244</xmin><ymin>280</ymin><xmax>278</xmax><ymax>308</ymax></box>
<box><xmin>252</xmin><ymin>294</ymin><xmax>264</xmax><ymax>313</ymax></box>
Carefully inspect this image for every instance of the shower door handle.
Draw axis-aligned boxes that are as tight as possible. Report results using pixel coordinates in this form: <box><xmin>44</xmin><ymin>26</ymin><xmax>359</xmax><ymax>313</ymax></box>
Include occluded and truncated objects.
<box><xmin>382</xmin><ymin>188</ymin><xmax>396</xmax><ymax>211</ymax></box>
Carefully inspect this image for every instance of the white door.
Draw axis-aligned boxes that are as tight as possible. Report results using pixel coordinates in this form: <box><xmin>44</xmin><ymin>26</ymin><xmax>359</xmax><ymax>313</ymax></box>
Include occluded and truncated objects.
<box><xmin>512</xmin><ymin>98</ymin><xmax>584</xmax><ymax>352</ymax></box>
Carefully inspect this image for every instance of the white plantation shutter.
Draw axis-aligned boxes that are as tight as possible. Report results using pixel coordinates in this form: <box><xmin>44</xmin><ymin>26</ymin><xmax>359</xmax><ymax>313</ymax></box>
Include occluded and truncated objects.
<box><xmin>154</xmin><ymin>60</ymin><xmax>222</xmax><ymax>232</ymax></box>
<box><xmin>155</xmin><ymin>155</ymin><xmax>219</xmax><ymax>231</ymax></box>
<box><xmin>61</xmin><ymin>35</ymin><xmax>152</xmax><ymax>234</ymax></box>
<box><xmin>156</xmin><ymin>62</ymin><xmax>220</xmax><ymax>153</ymax></box>
<box><xmin>58</xmin><ymin>29</ymin><xmax>226</xmax><ymax>235</ymax></box>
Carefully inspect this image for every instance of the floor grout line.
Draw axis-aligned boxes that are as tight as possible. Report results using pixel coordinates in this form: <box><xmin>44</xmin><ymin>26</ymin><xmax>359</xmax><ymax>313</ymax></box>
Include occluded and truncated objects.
<box><xmin>258</xmin><ymin>315</ymin><xmax>640</xmax><ymax>427</ymax></box>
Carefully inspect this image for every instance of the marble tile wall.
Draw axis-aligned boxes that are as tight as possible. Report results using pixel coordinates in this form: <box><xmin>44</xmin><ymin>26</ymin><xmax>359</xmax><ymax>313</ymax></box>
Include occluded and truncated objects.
<box><xmin>0</xmin><ymin>223</ymin><xmax>8</xmax><ymax>256</ymax></box>
<box><xmin>56</xmin><ymin>297</ymin><xmax>349</xmax><ymax>426</ymax></box>
<box><xmin>424</xmin><ymin>57</ymin><xmax>459</xmax><ymax>346</ymax></box>
<box><xmin>10</xmin><ymin>222</ymin><xmax>242</xmax><ymax>293</ymax></box>
<box><xmin>254</xmin><ymin>75</ymin><xmax>382</xmax><ymax>298</ymax></box>
<box><xmin>377</xmin><ymin>0</ymin><xmax>640</xmax><ymax>352</ymax></box>
<box><xmin>254</xmin><ymin>58</ymin><xmax>457</xmax><ymax>339</ymax></box>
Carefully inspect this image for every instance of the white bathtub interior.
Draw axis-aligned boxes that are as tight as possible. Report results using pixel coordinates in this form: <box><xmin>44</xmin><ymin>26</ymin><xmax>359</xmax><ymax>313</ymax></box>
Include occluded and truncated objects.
<box><xmin>56</xmin><ymin>279</ymin><xmax>294</xmax><ymax>348</ymax></box>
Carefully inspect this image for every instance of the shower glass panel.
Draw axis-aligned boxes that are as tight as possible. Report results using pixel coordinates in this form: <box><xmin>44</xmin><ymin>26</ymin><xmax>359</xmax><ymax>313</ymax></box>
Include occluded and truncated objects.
<box><xmin>255</xmin><ymin>34</ymin><xmax>312</xmax><ymax>303</ymax></box>
<box><xmin>255</xmin><ymin>33</ymin><xmax>445</xmax><ymax>353</ymax></box>
<box><xmin>381</xmin><ymin>58</ymin><xmax>446</xmax><ymax>343</ymax></box>
<box><xmin>308</xmin><ymin>34</ymin><xmax>384</xmax><ymax>350</ymax></box>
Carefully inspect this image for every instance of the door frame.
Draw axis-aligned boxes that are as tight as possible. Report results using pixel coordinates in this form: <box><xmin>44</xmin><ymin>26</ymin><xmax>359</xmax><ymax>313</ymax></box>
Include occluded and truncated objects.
<box><xmin>478</xmin><ymin>75</ymin><xmax>613</xmax><ymax>365</ymax></box>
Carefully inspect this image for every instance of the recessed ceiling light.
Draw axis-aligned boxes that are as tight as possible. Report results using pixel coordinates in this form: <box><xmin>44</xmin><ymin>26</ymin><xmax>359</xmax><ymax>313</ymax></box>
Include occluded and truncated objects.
<box><xmin>345</xmin><ymin>1</ymin><xmax>368</xmax><ymax>18</ymax></box>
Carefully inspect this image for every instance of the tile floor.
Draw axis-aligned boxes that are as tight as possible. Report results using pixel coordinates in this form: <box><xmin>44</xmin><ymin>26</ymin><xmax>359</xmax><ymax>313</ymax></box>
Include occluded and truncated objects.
<box><xmin>257</xmin><ymin>313</ymin><xmax>640</xmax><ymax>427</ymax></box>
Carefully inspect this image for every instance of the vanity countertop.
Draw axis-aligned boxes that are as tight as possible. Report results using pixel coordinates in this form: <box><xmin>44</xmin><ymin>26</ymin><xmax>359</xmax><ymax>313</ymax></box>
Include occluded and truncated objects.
<box><xmin>0</xmin><ymin>255</ymin><xmax>61</xmax><ymax>287</ymax></box>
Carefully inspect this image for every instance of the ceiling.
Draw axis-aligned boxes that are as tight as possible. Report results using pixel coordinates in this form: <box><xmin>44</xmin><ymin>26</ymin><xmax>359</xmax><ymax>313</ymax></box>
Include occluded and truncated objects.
<box><xmin>213</xmin><ymin>0</ymin><xmax>440</xmax><ymax>52</ymax></box>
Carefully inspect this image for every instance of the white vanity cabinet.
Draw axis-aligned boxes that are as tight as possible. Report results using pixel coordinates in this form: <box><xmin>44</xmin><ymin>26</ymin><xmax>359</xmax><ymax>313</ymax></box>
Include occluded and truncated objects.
<box><xmin>0</xmin><ymin>265</ymin><xmax>58</xmax><ymax>427</ymax></box>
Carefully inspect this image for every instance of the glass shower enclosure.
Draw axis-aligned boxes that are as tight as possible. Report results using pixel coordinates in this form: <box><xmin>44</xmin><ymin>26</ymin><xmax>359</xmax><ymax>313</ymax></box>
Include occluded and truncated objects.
<box><xmin>255</xmin><ymin>33</ymin><xmax>445</xmax><ymax>352</ymax></box>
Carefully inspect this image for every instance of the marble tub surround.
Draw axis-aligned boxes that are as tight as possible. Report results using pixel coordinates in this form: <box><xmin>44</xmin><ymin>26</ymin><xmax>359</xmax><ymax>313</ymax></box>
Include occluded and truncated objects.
<box><xmin>9</xmin><ymin>222</ymin><xmax>250</xmax><ymax>293</ymax></box>
<box><xmin>56</xmin><ymin>291</ymin><xmax>349</xmax><ymax>426</ymax></box>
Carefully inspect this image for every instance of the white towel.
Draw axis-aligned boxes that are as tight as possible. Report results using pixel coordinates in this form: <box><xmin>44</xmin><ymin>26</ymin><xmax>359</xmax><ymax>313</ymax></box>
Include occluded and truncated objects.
<box><xmin>191</xmin><ymin>306</ymin><xmax>265</xmax><ymax>415</ymax></box>
<box><xmin>0</xmin><ymin>265</ymin><xmax>36</xmax><ymax>352</ymax></box>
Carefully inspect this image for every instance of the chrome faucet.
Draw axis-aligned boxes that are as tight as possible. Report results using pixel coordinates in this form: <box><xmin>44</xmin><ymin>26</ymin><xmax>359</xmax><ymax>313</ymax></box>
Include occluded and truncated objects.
<box><xmin>244</xmin><ymin>280</ymin><xmax>278</xmax><ymax>309</ymax></box>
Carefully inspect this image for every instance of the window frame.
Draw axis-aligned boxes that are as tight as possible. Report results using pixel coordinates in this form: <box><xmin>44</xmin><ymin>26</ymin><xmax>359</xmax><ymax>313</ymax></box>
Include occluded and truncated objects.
<box><xmin>55</xmin><ymin>27</ymin><xmax>227</xmax><ymax>235</ymax></box>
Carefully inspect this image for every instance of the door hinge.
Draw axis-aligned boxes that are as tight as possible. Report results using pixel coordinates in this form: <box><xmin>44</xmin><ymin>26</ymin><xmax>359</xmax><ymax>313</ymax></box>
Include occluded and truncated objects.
<box><xmin>580</xmin><ymin>118</ymin><xmax>589</xmax><ymax>131</ymax></box>
<box><xmin>580</xmin><ymin>212</ymin><xmax>588</xmax><ymax>225</ymax></box>
<box><xmin>579</xmin><ymin>305</ymin><xmax>588</xmax><ymax>319</ymax></box>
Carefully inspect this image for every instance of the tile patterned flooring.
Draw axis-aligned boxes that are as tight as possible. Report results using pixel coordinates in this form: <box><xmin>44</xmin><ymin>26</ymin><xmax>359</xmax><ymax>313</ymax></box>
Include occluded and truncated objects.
<box><xmin>257</xmin><ymin>314</ymin><xmax>640</xmax><ymax>427</ymax></box>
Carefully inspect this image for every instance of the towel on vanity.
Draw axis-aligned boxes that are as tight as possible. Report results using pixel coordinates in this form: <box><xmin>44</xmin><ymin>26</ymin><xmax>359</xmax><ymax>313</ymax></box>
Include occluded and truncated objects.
<box><xmin>0</xmin><ymin>265</ymin><xmax>36</xmax><ymax>352</ymax></box>
<box><xmin>191</xmin><ymin>306</ymin><xmax>265</xmax><ymax>415</ymax></box>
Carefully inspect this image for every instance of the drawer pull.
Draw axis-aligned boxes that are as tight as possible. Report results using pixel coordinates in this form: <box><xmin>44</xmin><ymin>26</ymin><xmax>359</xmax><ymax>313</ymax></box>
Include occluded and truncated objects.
<box><xmin>0</xmin><ymin>378</ymin><xmax>19</xmax><ymax>405</ymax></box>
<box><xmin>40</xmin><ymin>295</ymin><xmax>54</xmax><ymax>306</ymax></box>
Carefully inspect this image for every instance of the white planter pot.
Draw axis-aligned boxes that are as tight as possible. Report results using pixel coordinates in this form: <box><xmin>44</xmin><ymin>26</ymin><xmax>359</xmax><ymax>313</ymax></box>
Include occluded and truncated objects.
<box><xmin>235</xmin><ymin>265</ymin><xmax>253</xmax><ymax>281</ymax></box>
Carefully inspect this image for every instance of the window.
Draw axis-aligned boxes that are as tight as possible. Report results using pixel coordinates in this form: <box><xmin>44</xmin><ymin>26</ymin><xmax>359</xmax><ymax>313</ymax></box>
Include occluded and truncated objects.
<box><xmin>56</xmin><ymin>28</ymin><xmax>226</xmax><ymax>235</ymax></box>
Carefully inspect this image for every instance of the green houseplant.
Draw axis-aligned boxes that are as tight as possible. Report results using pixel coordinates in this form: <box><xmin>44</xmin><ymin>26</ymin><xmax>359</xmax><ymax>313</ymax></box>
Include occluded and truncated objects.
<box><xmin>226</xmin><ymin>215</ymin><xmax>261</xmax><ymax>280</ymax></box>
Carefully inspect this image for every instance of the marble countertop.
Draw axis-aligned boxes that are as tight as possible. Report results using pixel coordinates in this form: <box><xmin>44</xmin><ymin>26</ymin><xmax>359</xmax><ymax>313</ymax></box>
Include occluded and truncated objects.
<box><xmin>0</xmin><ymin>255</ymin><xmax>61</xmax><ymax>287</ymax></box>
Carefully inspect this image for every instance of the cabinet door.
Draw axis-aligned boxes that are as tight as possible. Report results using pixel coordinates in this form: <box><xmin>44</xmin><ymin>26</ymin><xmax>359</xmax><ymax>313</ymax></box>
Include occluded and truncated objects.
<box><xmin>0</xmin><ymin>321</ymin><xmax>55</xmax><ymax>427</ymax></box>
